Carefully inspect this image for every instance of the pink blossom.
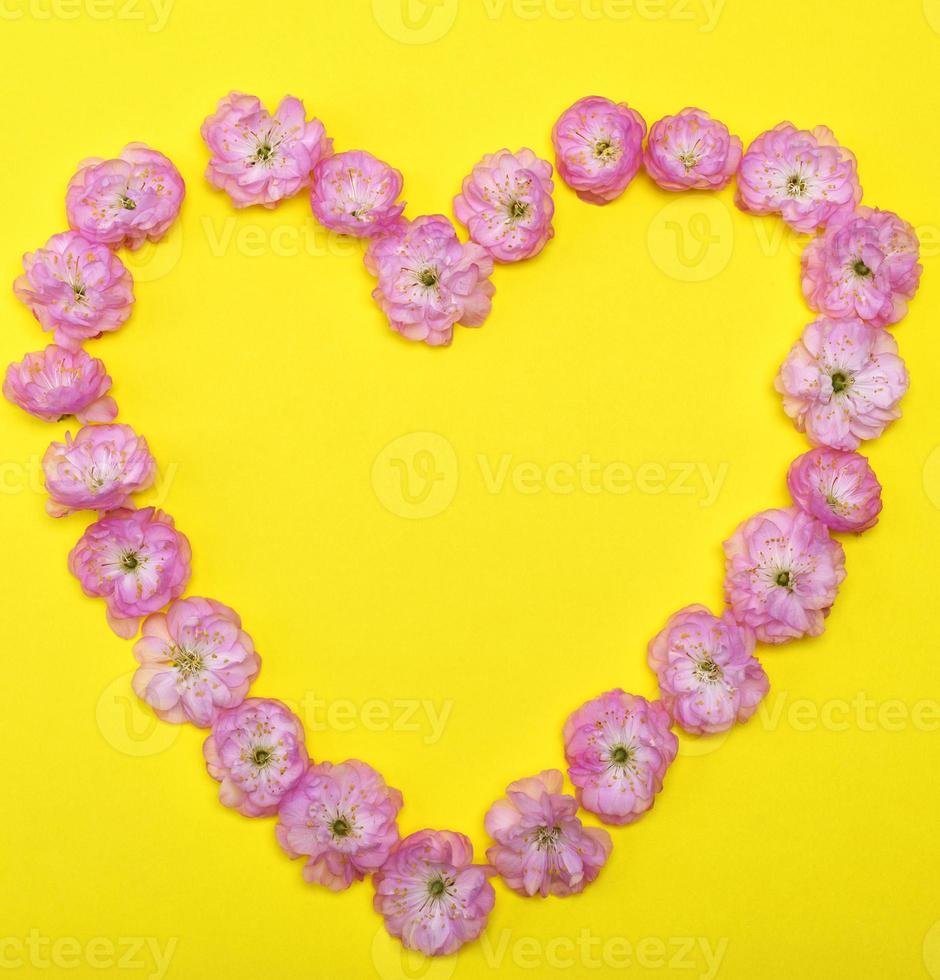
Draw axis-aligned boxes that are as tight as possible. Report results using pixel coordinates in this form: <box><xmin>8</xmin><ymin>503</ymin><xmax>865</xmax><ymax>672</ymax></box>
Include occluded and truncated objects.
<box><xmin>3</xmin><ymin>346</ymin><xmax>116</xmax><ymax>423</ymax></box>
<box><xmin>787</xmin><ymin>448</ymin><xmax>882</xmax><ymax>534</ymax></box>
<box><xmin>364</xmin><ymin>214</ymin><xmax>494</xmax><ymax>346</ymax></box>
<box><xmin>723</xmin><ymin>507</ymin><xmax>846</xmax><ymax>644</ymax></box>
<box><xmin>132</xmin><ymin>597</ymin><xmax>261</xmax><ymax>727</ymax></box>
<box><xmin>801</xmin><ymin>207</ymin><xmax>922</xmax><ymax>327</ymax></box>
<box><xmin>551</xmin><ymin>95</ymin><xmax>645</xmax><ymax>205</ymax></box>
<box><xmin>201</xmin><ymin>92</ymin><xmax>331</xmax><ymax>209</ymax></box>
<box><xmin>66</xmin><ymin>143</ymin><xmax>185</xmax><ymax>250</ymax></box>
<box><xmin>276</xmin><ymin>759</ymin><xmax>402</xmax><ymax>890</ymax></box>
<box><xmin>647</xmin><ymin>605</ymin><xmax>768</xmax><ymax>735</ymax></box>
<box><xmin>42</xmin><ymin>423</ymin><xmax>155</xmax><ymax>518</ymax></box>
<box><xmin>736</xmin><ymin>123</ymin><xmax>861</xmax><ymax>233</ymax></box>
<box><xmin>453</xmin><ymin>148</ymin><xmax>554</xmax><ymax>262</ymax></box>
<box><xmin>373</xmin><ymin>829</ymin><xmax>495</xmax><ymax>956</ymax></box>
<box><xmin>563</xmin><ymin>690</ymin><xmax>677</xmax><ymax>826</ymax></box>
<box><xmin>484</xmin><ymin>769</ymin><xmax>612</xmax><ymax>898</ymax></box>
<box><xmin>13</xmin><ymin>231</ymin><xmax>134</xmax><ymax>350</ymax></box>
<box><xmin>310</xmin><ymin>150</ymin><xmax>404</xmax><ymax>237</ymax></box>
<box><xmin>67</xmin><ymin>507</ymin><xmax>191</xmax><ymax>639</ymax></box>
<box><xmin>204</xmin><ymin>698</ymin><xmax>307</xmax><ymax>817</ymax></box>
<box><xmin>775</xmin><ymin>317</ymin><xmax>908</xmax><ymax>450</ymax></box>
<box><xmin>644</xmin><ymin>107</ymin><xmax>742</xmax><ymax>192</ymax></box>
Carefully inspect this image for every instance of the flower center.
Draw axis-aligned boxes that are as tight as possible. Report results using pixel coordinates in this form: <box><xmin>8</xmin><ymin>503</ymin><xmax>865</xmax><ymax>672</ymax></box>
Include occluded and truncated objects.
<box><xmin>830</xmin><ymin>371</ymin><xmax>851</xmax><ymax>394</ymax></box>
<box><xmin>427</xmin><ymin>875</ymin><xmax>453</xmax><ymax>899</ymax></box>
<box><xmin>171</xmin><ymin>646</ymin><xmax>204</xmax><ymax>678</ymax></box>
<box><xmin>120</xmin><ymin>551</ymin><xmax>141</xmax><ymax>572</ymax></box>
<box><xmin>677</xmin><ymin>150</ymin><xmax>699</xmax><ymax>172</ymax></box>
<box><xmin>255</xmin><ymin>143</ymin><xmax>274</xmax><ymax>163</ymax></box>
<box><xmin>853</xmin><ymin>259</ymin><xmax>873</xmax><ymax>278</ymax></box>
<box><xmin>695</xmin><ymin>656</ymin><xmax>723</xmax><ymax>682</ymax></box>
<box><xmin>775</xmin><ymin>570</ymin><xmax>792</xmax><ymax>588</ymax></box>
<box><xmin>533</xmin><ymin>825</ymin><xmax>562</xmax><ymax>850</ymax></box>
<box><xmin>417</xmin><ymin>266</ymin><xmax>439</xmax><ymax>288</ymax></box>
<box><xmin>72</xmin><ymin>282</ymin><xmax>87</xmax><ymax>301</ymax></box>
<box><xmin>593</xmin><ymin>138</ymin><xmax>618</xmax><ymax>162</ymax></box>
<box><xmin>251</xmin><ymin>746</ymin><xmax>273</xmax><ymax>767</ymax></box>
<box><xmin>331</xmin><ymin>817</ymin><xmax>351</xmax><ymax>838</ymax></box>
<box><xmin>119</xmin><ymin>195</ymin><xmax>136</xmax><ymax>210</ymax></box>
<box><xmin>610</xmin><ymin>744</ymin><xmax>634</xmax><ymax>768</ymax></box>
<box><xmin>508</xmin><ymin>198</ymin><xmax>530</xmax><ymax>221</ymax></box>
<box><xmin>785</xmin><ymin>174</ymin><xmax>807</xmax><ymax>197</ymax></box>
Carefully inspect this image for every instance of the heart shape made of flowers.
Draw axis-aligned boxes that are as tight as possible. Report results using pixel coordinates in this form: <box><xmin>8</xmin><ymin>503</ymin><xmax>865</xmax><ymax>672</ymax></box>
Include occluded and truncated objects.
<box><xmin>3</xmin><ymin>92</ymin><xmax>920</xmax><ymax>958</ymax></box>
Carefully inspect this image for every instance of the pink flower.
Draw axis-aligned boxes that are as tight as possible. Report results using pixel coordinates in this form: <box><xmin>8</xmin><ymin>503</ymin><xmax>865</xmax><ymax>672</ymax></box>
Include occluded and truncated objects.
<box><xmin>132</xmin><ymin>597</ymin><xmax>261</xmax><ymax>727</ymax></box>
<box><xmin>787</xmin><ymin>448</ymin><xmax>882</xmax><ymax>534</ymax></box>
<box><xmin>204</xmin><ymin>698</ymin><xmax>307</xmax><ymax>817</ymax></box>
<box><xmin>644</xmin><ymin>107</ymin><xmax>742</xmax><ymax>192</ymax></box>
<box><xmin>13</xmin><ymin>231</ymin><xmax>134</xmax><ymax>350</ymax></box>
<box><xmin>42</xmin><ymin>423</ymin><xmax>156</xmax><ymax>518</ymax></box>
<box><xmin>201</xmin><ymin>92</ymin><xmax>331</xmax><ymax>209</ymax></box>
<box><xmin>373</xmin><ymin>829</ymin><xmax>495</xmax><ymax>956</ymax></box>
<box><xmin>67</xmin><ymin>507</ymin><xmax>192</xmax><ymax>639</ymax></box>
<box><xmin>723</xmin><ymin>507</ymin><xmax>846</xmax><ymax>645</ymax></box>
<box><xmin>647</xmin><ymin>605</ymin><xmax>768</xmax><ymax>735</ymax></box>
<box><xmin>775</xmin><ymin>317</ymin><xmax>908</xmax><ymax>450</ymax></box>
<box><xmin>453</xmin><ymin>148</ymin><xmax>554</xmax><ymax>262</ymax></box>
<box><xmin>801</xmin><ymin>207</ymin><xmax>922</xmax><ymax>327</ymax></box>
<box><xmin>310</xmin><ymin>150</ymin><xmax>405</xmax><ymax>237</ymax></box>
<box><xmin>484</xmin><ymin>769</ymin><xmax>612</xmax><ymax>898</ymax></box>
<box><xmin>364</xmin><ymin>214</ymin><xmax>495</xmax><ymax>346</ymax></box>
<box><xmin>66</xmin><ymin>143</ymin><xmax>185</xmax><ymax>250</ymax></box>
<box><xmin>563</xmin><ymin>690</ymin><xmax>677</xmax><ymax>826</ymax></box>
<box><xmin>276</xmin><ymin>759</ymin><xmax>402</xmax><ymax>890</ymax></box>
<box><xmin>736</xmin><ymin>123</ymin><xmax>861</xmax><ymax>233</ymax></box>
<box><xmin>3</xmin><ymin>346</ymin><xmax>116</xmax><ymax>423</ymax></box>
<box><xmin>551</xmin><ymin>96</ymin><xmax>646</xmax><ymax>205</ymax></box>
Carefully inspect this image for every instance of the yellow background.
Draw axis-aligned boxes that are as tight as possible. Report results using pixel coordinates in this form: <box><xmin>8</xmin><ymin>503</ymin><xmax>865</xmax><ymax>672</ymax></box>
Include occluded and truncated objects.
<box><xmin>2</xmin><ymin>1</ymin><xmax>939</xmax><ymax>977</ymax></box>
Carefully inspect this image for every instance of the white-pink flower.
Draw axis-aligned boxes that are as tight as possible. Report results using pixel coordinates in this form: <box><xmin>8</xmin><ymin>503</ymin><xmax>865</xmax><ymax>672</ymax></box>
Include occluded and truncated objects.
<box><xmin>776</xmin><ymin>317</ymin><xmax>909</xmax><ymax>450</ymax></box>
<box><xmin>3</xmin><ymin>346</ymin><xmax>116</xmax><ymax>424</ymax></box>
<box><xmin>551</xmin><ymin>95</ymin><xmax>646</xmax><ymax>204</ymax></box>
<box><xmin>276</xmin><ymin>759</ymin><xmax>402</xmax><ymax>891</ymax></box>
<box><xmin>204</xmin><ymin>698</ymin><xmax>307</xmax><ymax>817</ymax></box>
<box><xmin>132</xmin><ymin>597</ymin><xmax>261</xmax><ymax>727</ymax></box>
<box><xmin>563</xmin><ymin>690</ymin><xmax>677</xmax><ymax>826</ymax></box>
<box><xmin>201</xmin><ymin>92</ymin><xmax>331</xmax><ymax>209</ymax></box>
<box><xmin>310</xmin><ymin>150</ymin><xmax>405</xmax><ymax>237</ymax></box>
<box><xmin>647</xmin><ymin>605</ymin><xmax>768</xmax><ymax>735</ymax></box>
<box><xmin>454</xmin><ymin>148</ymin><xmax>555</xmax><ymax>262</ymax></box>
<box><xmin>42</xmin><ymin>423</ymin><xmax>155</xmax><ymax>518</ymax></box>
<box><xmin>364</xmin><ymin>214</ymin><xmax>494</xmax><ymax>346</ymax></box>
<box><xmin>801</xmin><ymin>207</ymin><xmax>922</xmax><ymax>327</ymax></box>
<box><xmin>723</xmin><ymin>507</ymin><xmax>846</xmax><ymax>644</ymax></box>
<box><xmin>485</xmin><ymin>769</ymin><xmax>612</xmax><ymax>897</ymax></box>
<box><xmin>787</xmin><ymin>448</ymin><xmax>882</xmax><ymax>534</ymax></box>
<box><xmin>66</xmin><ymin>143</ymin><xmax>185</xmax><ymax>250</ymax></box>
<box><xmin>736</xmin><ymin>123</ymin><xmax>861</xmax><ymax>233</ymax></box>
<box><xmin>14</xmin><ymin>231</ymin><xmax>134</xmax><ymax>350</ymax></box>
<box><xmin>644</xmin><ymin>107</ymin><xmax>742</xmax><ymax>192</ymax></box>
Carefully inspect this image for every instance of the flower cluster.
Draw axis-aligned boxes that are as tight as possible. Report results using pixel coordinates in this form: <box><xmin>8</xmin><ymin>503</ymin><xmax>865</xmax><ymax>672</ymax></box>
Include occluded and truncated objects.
<box><xmin>552</xmin><ymin>96</ymin><xmax>646</xmax><ymax>204</ymax></box>
<box><xmin>201</xmin><ymin>92</ymin><xmax>331</xmax><ymax>209</ymax></box>
<box><xmin>14</xmin><ymin>231</ymin><xmax>135</xmax><ymax>350</ymax></box>
<box><xmin>66</xmin><ymin>143</ymin><xmax>185</xmax><ymax>250</ymax></box>
<box><xmin>4</xmin><ymin>92</ymin><xmax>923</xmax><ymax>964</ymax></box>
